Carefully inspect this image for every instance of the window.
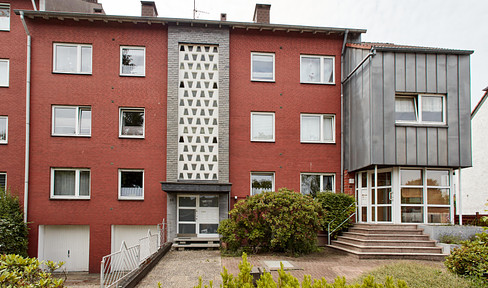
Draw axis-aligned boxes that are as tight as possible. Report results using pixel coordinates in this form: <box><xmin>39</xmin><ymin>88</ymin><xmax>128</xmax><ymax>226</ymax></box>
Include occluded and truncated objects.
<box><xmin>251</xmin><ymin>112</ymin><xmax>274</xmax><ymax>142</ymax></box>
<box><xmin>0</xmin><ymin>59</ymin><xmax>8</xmax><ymax>87</ymax></box>
<box><xmin>395</xmin><ymin>94</ymin><xmax>446</xmax><ymax>124</ymax></box>
<box><xmin>0</xmin><ymin>4</ymin><xmax>10</xmax><ymax>31</ymax></box>
<box><xmin>120</xmin><ymin>46</ymin><xmax>146</xmax><ymax>76</ymax></box>
<box><xmin>52</xmin><ymin>106</ymin><xmax>91</xmax><ymax>136</ymax></box>
<box><xmin>0</xmin><ymin>116</ymin><xmax>7</xmax><ymax>144</ymax></box>
<box><xmin>251</xmin><ymin>52</ymin><xmax>274</xmax><ymax>81</ymax></box>
<box><xmin>251</xmin><ymin>172</ymin><xmax>274</xmax><ymax>195</ymax></box>
<box><xmin>50</xmin><ymin>168</ymin><xmax>90</xmax><ymax>199</ymax></box>
<box><xmin>301</xmin><ymin>114</ymin><xmax>335</xmax><ymax>143</ymax></box>
<box><xmin>119</xmin><ymin>108</ymin><xmax>145</xmax><ymax>138</ymax></box>
<box><xmin>0</xmin><ymin>173</ymin><xmax>6</xmax><ymax>191</ymax></box>
<box><xmin>119</xmin><ymin>169</ymin><xmax>144</xmax><ymax>200</ymax></box>
<box><xmin>300</xmin><ymin>173</ymin><xmax>335</xmax><ymax>195</ymax></box>
<box><xmin>300</xmin><ymin>55</ymin><xmax>335</xmax><ymax>84</ymax></box>
<box><xmin>53</xmin><ymin>43</ymin><xmax>92</xmax><ymax>74</ymax></box>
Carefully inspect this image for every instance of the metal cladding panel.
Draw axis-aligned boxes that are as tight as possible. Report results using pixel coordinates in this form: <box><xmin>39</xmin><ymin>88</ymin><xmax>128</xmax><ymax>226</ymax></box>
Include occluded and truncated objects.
<box><xmin>395</xmin><ymin>53</ymin><xmax>406</xmax><ymax>92</ymax></box>
<box><xmin>436</xmin><ymin>54</ymin><xmax>447</xmax><ymax>94</ymax></box>
<box><xmin>406</xmin><ymin>127</ymin><xmax>417</xmax><ymax>164</ymax></box>
<box><xmin>416</xmin><ymin>54</ymin><xmax>426</xmax><ymax>93</ymax></box>
<box><xmin>396</xmin><ymin>126</ymin><xmax>406</xmax><ymax>165</ymax></box>
<box><xmin>383</xmin><ymin>52</ymin><xmax>396</xmax><ymax>164</ymax></box>
<box><xmin>438</xmin><ymin>128</ymin><xmax>449</xmax><ymax>166</ymax></box>
<box><xmin>458</xmin><ymin>55</ymin><xmax>472</xmax><ymax>167</ymax></box>
<box><xmin>427</xmin><ymin>128</ymin><xmax>438</xmax><ymax>165</ymax></box>
<box><xmin>371</xmin><ymin>51</ymin><xmax>384</xmax><ymax>164</ymax></box>
<box><xmin>447</xmin><ymin>54</ymin><xmax>460</xmax><ymax>166</ymax></box>
<box><xmin>426</xmin><ymin>54</ymin><xmax>437</xmax><ymax>93</ymax></box>
<box><xmin>405</xmin><ymin>53</ymin><xmax>416</xmax><ymax>92</ymax></box>
<box><xmin>416</xmin><ymin>127</ymin><xmax>427</xmax><ymax>166</ymax></box>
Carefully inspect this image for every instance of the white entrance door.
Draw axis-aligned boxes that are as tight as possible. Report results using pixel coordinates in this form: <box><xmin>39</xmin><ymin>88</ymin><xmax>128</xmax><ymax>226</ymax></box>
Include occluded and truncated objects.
<box><xmin>39</xmin><ymin>225</ymin><xmax>90</xmax><ymax>272</ymax></box>
<box><xmin>356</xmin><ymin>170</ymin><xmax>393</xmax><ymax>223</ymax></box>
<box><xmin>177</xmin><ymin>195</ymin><xmax>219</xmax><ymax>237</ymax></box>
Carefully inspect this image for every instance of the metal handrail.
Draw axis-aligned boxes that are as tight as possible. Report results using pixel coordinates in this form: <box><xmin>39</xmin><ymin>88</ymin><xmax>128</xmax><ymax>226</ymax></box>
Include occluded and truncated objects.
<box><xmin>327</xmin><ymin>202</ymin><xmax>357</xmax><ymax>245</ymax></box>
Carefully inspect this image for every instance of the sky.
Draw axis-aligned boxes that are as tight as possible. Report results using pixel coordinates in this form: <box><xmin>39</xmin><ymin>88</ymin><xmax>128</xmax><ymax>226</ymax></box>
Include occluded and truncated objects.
<box><xmin>99</xmin><ymin>0</ymin><xmax>487</xmax><ymax>110</ymax></box>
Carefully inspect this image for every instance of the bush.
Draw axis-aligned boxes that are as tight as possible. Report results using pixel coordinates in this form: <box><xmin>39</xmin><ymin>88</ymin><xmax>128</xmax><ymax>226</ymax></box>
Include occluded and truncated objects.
<box><xmin>191</xmin><ymin>253</ymin><xmax>409</xmax><ymax>288</ymax></box>
<box><xmin>218</xmin><ymin>188</ymin><xmax>325</xmax><ymax>254</ymax></box>
<box><xmin>445</xmin><ymin>232</ymin><xmax>488</xmax><ymax>281</ymax></box>
<box><xmin>315</xmin><ymin>192</ymin><xmax>355</xmax><ymax>238</ymax></box>
<box><xmin>0</xmin><ymin>189</ymin><xmax>29</xmax><ymax>256</ymax></box>
<box><xmin>0</xmin><ymin>254</ymin><xmax>65</xmax><ymax>287</ymax></box>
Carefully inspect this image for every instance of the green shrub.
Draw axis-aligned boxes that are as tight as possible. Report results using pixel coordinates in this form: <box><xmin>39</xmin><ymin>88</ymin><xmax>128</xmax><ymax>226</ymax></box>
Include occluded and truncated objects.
<box><xmin>445</xmin><ymin>232</ymin><xmax>488</xmax><ymax>281</ymax></box>
<box><xmin>0</xmin><ymin>189</ymin><xmax>29</xmax><ymax>256</ymax></box>
<box><xmin>191</xmin><ymin>253</ymin><xmax>409</xmax><ymax>288</ymax></box>
<box><xmin>315</xmin><ymin>192</ymin><xmax>355</xmax><ymax>238</ymax></box>
<box><xmin>0</xmin><ymin>254</ymin><xmax>65</xmax><ymax>287</ymax></box>
<box><xmin>218</xmin><ymin>188</ymin><xmax>325</xmax><ymax>255</ymax></box>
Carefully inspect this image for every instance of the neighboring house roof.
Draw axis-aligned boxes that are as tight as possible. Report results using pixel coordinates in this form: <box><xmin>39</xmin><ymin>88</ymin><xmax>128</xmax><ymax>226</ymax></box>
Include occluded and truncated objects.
<box><xmin>347</xmin><ymin>42</ymin><xmax>473</xmax><ymax>55</ymax></box>
<box><xmin>471</xmin><ymin>87</ymin><xmax>488</xmax><ymax>119</ymax></box>
<box><xmin>15</xmin><ymin>10</ymin><xmax>366</xmax><ymax>35</ymax></box>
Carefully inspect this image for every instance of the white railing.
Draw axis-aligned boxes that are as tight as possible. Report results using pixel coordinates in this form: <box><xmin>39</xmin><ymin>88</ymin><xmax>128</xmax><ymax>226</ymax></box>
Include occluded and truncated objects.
<box><xmin>100</xmin><ymin>220</ymin><xmax>167</xmax><ymax>288</ymax></box>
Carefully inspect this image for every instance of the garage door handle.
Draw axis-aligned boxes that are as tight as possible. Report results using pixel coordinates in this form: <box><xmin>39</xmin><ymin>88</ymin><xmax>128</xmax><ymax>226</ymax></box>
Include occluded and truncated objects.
<box><xmin>68</xmin><ymin>250</ymin><xmax>70</xmax><ymax>258</ymax></box>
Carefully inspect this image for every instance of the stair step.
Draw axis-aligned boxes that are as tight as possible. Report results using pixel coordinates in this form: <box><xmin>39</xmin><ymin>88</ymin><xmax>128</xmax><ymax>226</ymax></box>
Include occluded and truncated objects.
<box><xmin>332</xmin><ymin>241</ymin><xmax>443</xmax><ymax>253</ymax></box>
<box><xmin>342</xmin><ymin>232</ymin><xmax>430</xmax><ymax>241</ymax></box>
<box><xmin>328</xmin><ymin>245</ymin><xmax>447</xmax><ymax>261</ymax></box>
<box><xmin>173</xmin><ymin>243</ymin><xmax>220</xmax><ymax>248</ymax></box>
<box><xmin>337</xmin><ymin>236</ymin><xmax>437</xmax><ymax>247</ymax></box>
<box><xmin>353</xmin><ymin>224</ymin><xmax>419</xmax><ymax>230</ymax></box>
<box><xmin>348</xmin><ymin>227</ymin><xmax>424</xmax><ymax>235</ymax></box>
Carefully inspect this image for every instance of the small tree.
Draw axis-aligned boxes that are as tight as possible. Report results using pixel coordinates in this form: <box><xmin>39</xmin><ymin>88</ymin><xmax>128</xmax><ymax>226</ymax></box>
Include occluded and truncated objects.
<box><xmin>315</xmin><ymin>192</ymin><xmax>356</xmax><ymax>238</ymax></box>
<box><xmin>0</xmin><ymin>188</ymin><xmax>29</xmax><ymax>256</ymax></box>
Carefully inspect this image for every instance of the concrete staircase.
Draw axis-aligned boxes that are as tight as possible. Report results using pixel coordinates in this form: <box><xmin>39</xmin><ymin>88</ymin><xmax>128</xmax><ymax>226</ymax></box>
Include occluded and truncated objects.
<box><xmin>173</xmin><ymin>237</ymin><xmax>220</xmax><ymax>250</ymax></box>
<box><xmin>328</xmin><ymin>223</ymin><xmax>447</xmax><ymax>261</ymax></box>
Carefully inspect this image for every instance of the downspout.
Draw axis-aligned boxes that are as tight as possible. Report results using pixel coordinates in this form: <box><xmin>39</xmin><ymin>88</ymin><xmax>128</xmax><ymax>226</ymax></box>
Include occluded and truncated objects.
<box><xmin>31</xmin><ymin>0</ymin><xmax>38</xmax><ymax>10</ymax></box>
<box><xmin>340</xmin><ymin>30</ymin><xmax>348</xmax><ymax>193</ymax></box>
<box><xmin>20</xmin><ymin>11</ymin><xmax>31</xmax><ymax>223</ymax></box>
<box><xmin>342</xmin><ymin>48</ymin><xmax>376</xmax><ymax>85</ymax></box>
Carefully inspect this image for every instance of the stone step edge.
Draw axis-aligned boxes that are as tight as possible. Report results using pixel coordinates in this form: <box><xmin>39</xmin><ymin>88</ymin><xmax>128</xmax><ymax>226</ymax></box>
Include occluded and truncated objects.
<box><xmin>349</xmin><ymin>227</ymin><xmax>424</xmax><ymax>232</ymax></box>
<box><xmin>353</xmin><ymin>224</ymin><xmax>419</xmax><ymax>228</ymax></box>
<box><xmin>328</xmin><ymin>245</ymin><xmax>448</xmax><ymax>258</ymax></box>
<box><xmin>342</xmin><ymin>232</ymin><xmax>429</xmax><ymax>238</ymax></box>
<box><xmin>333</xmin><ymin>241</ymin><xmax>442</xmax><ymax>250</ymax></box>
<box><xmin>173</xmin><ymin>243</ymin><xmax>220</xmax><ymax>248</ymax></box>
<box><xmin>173</xmin><ymin>238</ymin><xmax>220</xmax><ymax>242</ymax></box>
<box><xmin>338</xmin><ymin>236</ymin><xmax>436</xmax><ymax>244</ymax></box>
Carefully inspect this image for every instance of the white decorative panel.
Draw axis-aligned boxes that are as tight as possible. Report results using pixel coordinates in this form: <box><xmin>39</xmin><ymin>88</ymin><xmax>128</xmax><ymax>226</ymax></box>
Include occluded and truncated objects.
<box><xmin>178</xmin><ymin>44</ymin><xmax>219</xmax><ymax>180</ymax></box>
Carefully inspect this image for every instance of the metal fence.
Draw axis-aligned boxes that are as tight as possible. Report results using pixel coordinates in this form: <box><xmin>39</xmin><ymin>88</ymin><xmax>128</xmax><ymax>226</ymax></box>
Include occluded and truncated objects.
<box><xmin>100</xmin><ymin>220</ymin><xmax>167</xmax><ymax>288</ymax></box>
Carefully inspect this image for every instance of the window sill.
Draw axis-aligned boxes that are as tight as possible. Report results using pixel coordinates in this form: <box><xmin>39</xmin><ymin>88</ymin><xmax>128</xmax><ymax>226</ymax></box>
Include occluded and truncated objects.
<box><xmin>0</xmin><ymin>142</ymin><xmax>7</xmax><ymax>145</ymax></box>
<box><xmin>118</xmin><ymin>197</ymin><xmax>144</xmax><ymax>201</ymax></box>
<box><xmin>52</xmin><ymin>71</ymin><xmax>92</xmax><ymax>75</ymax></box>
<box><xmin>251</xmin><ymin>139</ymin><xmax>275</xmax><ymax>143</ymax></box>
<box><xmin>251</xmin><ymin>79</ymin><xmax>275</xmax><ymax>83</ymax></box>
<box><xmin>119</xmin><ymin>74</ymin><xmax>146</xmax><ymax>77</ymax></box>
<box><xmin>300</xmin><ymin>141</ymin><xmax>336</xmax><ymax>144</ymax></box>
<box><xmin>0</xmin><ymin>85</ymin><xmax>9</xmax><ymax>88</ymax></box>
<box><xmin>52</xmin><ymin>134</ymin><xmax>91</xmax><ymax>137</ymax></box>
<box><xmin>300</xmin><ymin>81</ymin><xmax>335</xmax><ymax>85</ymax></box>
<box><xmin>395</xmin><ymin>122</ymin><xmax>448</xmax><ymax>128</ymax></box>
<box><xmin>50</xmin><ymin>197</ymin><xmax>90</xmax><ymax>200</ymax></box>
<box><xmin>119</xmin><ymin>135</ymin><xmax>145</xmax><ymax>139</ymax></box>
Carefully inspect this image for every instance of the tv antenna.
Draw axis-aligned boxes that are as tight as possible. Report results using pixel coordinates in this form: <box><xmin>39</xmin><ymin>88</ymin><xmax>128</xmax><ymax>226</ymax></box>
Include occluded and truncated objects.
<box><xmin>193</xmin><ymin>0</ymin><xmax>209</xmax><ymax>19</ymax></box>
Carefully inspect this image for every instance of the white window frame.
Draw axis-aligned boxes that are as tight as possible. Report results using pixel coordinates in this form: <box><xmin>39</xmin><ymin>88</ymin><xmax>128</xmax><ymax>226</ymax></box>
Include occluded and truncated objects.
<box><xmin>120</xmin><ymin>46</ymin><xmax>146</xmax><ymax>77</ymax></box>
<box><xmin>250</xmin><ymin>112</ymin><xmax>275</xmax><ymax>142</ymax></box>
<box><xmin>0</xmin><ymin>59</ymin><xmax>9</xmax><ymax>87</ymax></box>
<box><xmin>118</xmin><ymin>169</ymin><xmax>144</xmax><ymax>200</ymax></box>
<box><xmin>50</xmin><ymin>168</ymin><xmax>90</xmax><ymax>199</ymax></box>
<box><xmin>52</xmin><ymin>106</ymin><xmax>91</xmax><ymax>137</ymax></box>
<box><xmin>300</xmin><ymin>173</ymin><xmax>335</xmax><ymax>195</ymax></box>
<box><xmin>0</xmin><ymin>116</ymin><xmax>7</xmax><ymax>144</ymax></box>
<box><xmin>250</xmin><ymin>172</ymin><xmax>275</xmax><ymax>196</ymax></box>
<box><xmin>251</xmin><ymin>52</ymin><xmax>275</xmax><ymax>82</ymax></box>
<box><xmin>0</xmin><ymin>4</ymin><xmax>10</xmax><ymax>31</ymax></box>
<box><xmin>395</xmin><ymin>94</ymin><xmax>446</xmax><ymax>125</ymax></box>
<box><xmin>52</xmin><ymin>43</ymin><xmax>92</xmax><ymax>74</ymax></box>
<box><xmin>300</xmin><ymin>55</ymin><xmax>335</xmax><ymax>84</ymax></box>
<box><xmin>0</xmin><ymin>172</ymin><xmax>6</xmax><ymax>191</ymax></box>
<box><xmin>300</xmin><ymin>114</ymin><xmax>335</xmax><ymax>143</ymax></box>
<box><xmin>119</xmin><ymin>108</ymin><xmax>145</xmax><ymax>138</ymax></box>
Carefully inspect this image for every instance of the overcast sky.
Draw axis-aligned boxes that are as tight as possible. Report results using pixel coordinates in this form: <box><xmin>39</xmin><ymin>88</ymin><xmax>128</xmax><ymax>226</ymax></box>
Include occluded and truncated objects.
<box><xmin>99</xmin><ymin>0</ymin><xmax>487</xmax><ymax>110</ymax></box>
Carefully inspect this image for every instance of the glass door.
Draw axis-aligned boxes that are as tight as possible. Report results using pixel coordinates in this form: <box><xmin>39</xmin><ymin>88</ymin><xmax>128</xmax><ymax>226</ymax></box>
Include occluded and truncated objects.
<box><xmin>177</xmin><ymin>196</ymin><xmax>197</xmax><ymax>236</ymax></box>
<box><xmin>177</xmin><ymin>195</ymin><xmax>220</xmax><ymax>237</ymax></box>
<box><xmin>370</xmin><ymin>170</ymin><xmax>392</xmax><ymax>222</ymax></box>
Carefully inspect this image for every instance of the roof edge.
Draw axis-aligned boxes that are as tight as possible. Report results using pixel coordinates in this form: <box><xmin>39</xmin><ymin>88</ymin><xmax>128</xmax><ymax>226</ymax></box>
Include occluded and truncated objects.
<box><xmin>347</xmin><ymin>43</ymin><xmax>473</xmax><ymax>55</ymax></box>
<box><xmin>471</xmin><ymin>89</ymin><xmax>488</xmax><ymax>118</ymax></box>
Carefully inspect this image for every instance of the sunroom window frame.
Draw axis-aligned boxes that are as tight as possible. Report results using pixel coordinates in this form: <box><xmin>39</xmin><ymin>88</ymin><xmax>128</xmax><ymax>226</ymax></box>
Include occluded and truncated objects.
<box><xmin>300</xmin><ymin>55</ymin><xmax>335</xmax><ymax>85</ymax></box>
<box><xmin>300</xmin><ymin>113</ymin><xmax>335</xmax><ymax>143</ymax></box>
<box><xmin>52</xmin><ymin>105</ymin><xmax>92</xmax><ymax>137</ymax></box>
<box><xmin>50</xmin><ymin>168</ymin><xmax>91</xmax><ymax>199</ymax></box>
<box><xmin>52</xmin><ymin>43</ymin><xmax>93</xmax><ymax>74</ymax></box>
<box><xmin>395</xmin><ymin>94</ymin><xmax>446</xmax><ymax>125</ymax></box>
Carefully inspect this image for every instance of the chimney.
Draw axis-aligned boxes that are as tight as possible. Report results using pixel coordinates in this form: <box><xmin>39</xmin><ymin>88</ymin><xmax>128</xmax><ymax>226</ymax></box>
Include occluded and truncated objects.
<box><xmin>220</xmin><ymin>13</ymin><xmax>227</xmax><ymax>21</ymax></box>
<box><xmin>253</xmin><ymin>4</ymin><xmax>270</xmax><ymax>24</ymax></box>
<box><xmin>141</xmin><ymin>1</ymin><xmax>158</xmax><ymax>17</ymax></box>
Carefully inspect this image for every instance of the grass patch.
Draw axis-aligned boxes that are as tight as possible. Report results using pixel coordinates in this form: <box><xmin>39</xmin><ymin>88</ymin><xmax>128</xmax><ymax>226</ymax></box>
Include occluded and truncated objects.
<box><xmin>354</xmin><ymin>262</ymin><xmax>485</xmax><ymax>288</ymax></box>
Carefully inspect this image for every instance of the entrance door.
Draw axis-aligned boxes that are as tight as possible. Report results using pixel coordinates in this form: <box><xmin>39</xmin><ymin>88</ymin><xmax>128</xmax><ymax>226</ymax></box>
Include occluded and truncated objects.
<box><xmin>356</xmin><ymin>170</ymin><xmax>392</xmax><ymax>223</ymax></box>
<box><xmin>177</xmin><ymin>195</ymin><xmax>219</xmax><ymax>237</ymax></box>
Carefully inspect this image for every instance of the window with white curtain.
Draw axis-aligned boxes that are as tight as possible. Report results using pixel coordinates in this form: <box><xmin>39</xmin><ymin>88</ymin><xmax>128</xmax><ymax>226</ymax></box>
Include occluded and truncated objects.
<box><xmin>51</xmin><ymin>168</ymin><xmax>90</xmax><ymax>199</ymax></box>
<box><xmin>251</xmin><ymin>172</ymin><xmax>274</xmax><ymax>195</ymax></box>
<box><xmin>301</xmin><ymin>173</ymin><xmax>335</xmax><ymax>195</ymax></box>
<box><xmin>251</xmin><ymin>112</ymin><xmax>275</xmax><ymax>142</ymax></box>
<box><xmin>0</xmin><ymin>59</ymin><xmax>9</xmax><ymax>87</ymax></box>
<box><xmin>119</xmin><ymin>169</ymin><xmax>144</xmax><ymax>200</ymax></box>
<box><xmin>300</xmin><ymin>114</ymin><xmax>335</xmax><ymax>143</ymax></box>
<box><xmin>52</xmin><ymin>106</ymin><xmax>91</xmax><ymax>136</ymax></box>
<box><xmin>0</xmin><ymin>173</ymin><xmax>6</xmax><ymax>191</ymax></box>
<box><xmin>0</xmin><ymin>4</ymin><xmax>10</xmax><ymax>31</ymax></box>
<box><xmin>0</xmin><ymin>116</ymin><xmax>7</xmax><ymax>144</ymax></box>
<box><xmin>53</xmin><ymin>43</ymin><xmax>92</xmax><ymax>74</ymax></box>
<box><xmin>300</xmin><ymin>55</ymin><xmax>334</xmax><ymax>84</ymax></box>
<box><xmin>395</xmin><ymin>94</ymin><xmax>445</xmax><ymax>124</ymax></box>
<box><xmin>251</xmin><ymin>52</ymin><xmax>275</xmax><ymax>81</ymax></box>
<box><xmin>120</xmin><ymin>46</ymin><xmax>146</xmax><ymax>76</ymax></box>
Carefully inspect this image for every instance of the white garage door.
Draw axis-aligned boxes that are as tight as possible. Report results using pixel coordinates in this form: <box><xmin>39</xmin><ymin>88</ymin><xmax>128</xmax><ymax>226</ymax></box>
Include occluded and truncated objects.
<box><xmin>39</xmin><ymin>225</ymin><xmax>90</xmax><ymax>272</ymax></box>
<box><xmin>111</xmin><ymin>225</ymin><xmax>158</xmax><ymax>253</ymax></box>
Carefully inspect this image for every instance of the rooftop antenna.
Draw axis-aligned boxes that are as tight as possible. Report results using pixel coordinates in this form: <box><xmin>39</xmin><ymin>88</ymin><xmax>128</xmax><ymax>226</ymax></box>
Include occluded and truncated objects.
<box><xmin>193</xmin><ymin>0</ymin><xmax>209</xmax><ymax>19</ymax></box>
